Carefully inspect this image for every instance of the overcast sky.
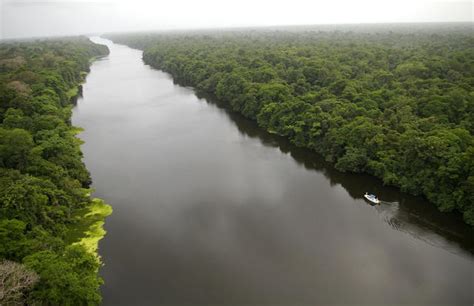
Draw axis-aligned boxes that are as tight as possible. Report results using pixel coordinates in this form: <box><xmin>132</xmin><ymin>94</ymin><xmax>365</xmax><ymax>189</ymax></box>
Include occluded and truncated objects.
<box><xmin>0</xmin><ymin>0</ymin><xmax>472</xmax><ymax>39</ymax></box>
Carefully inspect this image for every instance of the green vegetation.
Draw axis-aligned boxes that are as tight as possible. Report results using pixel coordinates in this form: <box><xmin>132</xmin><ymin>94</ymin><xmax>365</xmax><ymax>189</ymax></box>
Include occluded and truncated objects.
<box><xmin>0</xmin><ymin>37</ymin><xmax>110</xmax><ymax>304</ymax></box>
<box><xmin>107</xmin><ymin>24</ymin><xmax>474</xmax><ymax>225</ymax></box>
<box><xmin>66</xmin><ymin>86</ymin><xmax>79</xmax><ymax>99</ymax></box>
<box><xmin>66</xmin><ymin>197</ymin><xmax>113</xmax><ymax>255</ymax></box>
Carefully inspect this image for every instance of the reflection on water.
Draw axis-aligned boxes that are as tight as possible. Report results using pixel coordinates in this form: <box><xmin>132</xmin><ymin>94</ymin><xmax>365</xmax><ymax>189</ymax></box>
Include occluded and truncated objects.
<box><xmin>73</xmin><ymin>37</ymin><xmax>473</xmax><ymax>305</ymax></box>
<box><xmin>198</xmin><ymin>92</ymin><xmax>473</xmax><ymax>256</ymax></box>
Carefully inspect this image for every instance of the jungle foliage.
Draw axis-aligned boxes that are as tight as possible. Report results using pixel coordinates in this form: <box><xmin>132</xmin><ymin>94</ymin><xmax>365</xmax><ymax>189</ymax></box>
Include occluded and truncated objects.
<box><xmin>108</xmin><ymin>24</ymin><xmax>474</xmax><ymax>224</ymax></box>
<box><xmin>0</xmin><ymin>37</ymin><xmax>109</xmax><ymax>304</ymax></box>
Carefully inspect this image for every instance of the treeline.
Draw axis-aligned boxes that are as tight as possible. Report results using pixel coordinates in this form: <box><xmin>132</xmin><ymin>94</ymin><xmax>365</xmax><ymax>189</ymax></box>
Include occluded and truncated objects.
<box><xmin>108</xmin><ymin>24</ymin><xmax>474</xmax><ymax>225</ymax></box>
<box><xmin>0</xmin><ymin>37</ymin><xmax>109</xmax><ymax>304</ymax></box>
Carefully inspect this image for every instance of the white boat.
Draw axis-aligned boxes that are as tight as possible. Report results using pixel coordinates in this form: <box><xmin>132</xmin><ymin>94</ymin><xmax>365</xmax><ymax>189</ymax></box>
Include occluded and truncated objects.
<box><xmin>364</xmin><ymin>193</ymin><xmax>380</xmax><ymax>204</ymax></box>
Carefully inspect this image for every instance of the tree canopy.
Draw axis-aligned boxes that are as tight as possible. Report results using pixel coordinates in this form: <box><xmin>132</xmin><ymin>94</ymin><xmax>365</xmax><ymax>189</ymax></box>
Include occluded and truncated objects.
<box><xmin>0</xmin><ymin>37</ymin><xmax>109</xmax><ymax>304</ymax></box>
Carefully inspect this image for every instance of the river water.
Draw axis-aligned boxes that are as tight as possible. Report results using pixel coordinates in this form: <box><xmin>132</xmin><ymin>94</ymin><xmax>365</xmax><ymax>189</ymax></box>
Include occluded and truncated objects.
<box><xmin>72</xmin><ymin>37</ymin><xmax>473</xmax><ymax>305</ymax></box>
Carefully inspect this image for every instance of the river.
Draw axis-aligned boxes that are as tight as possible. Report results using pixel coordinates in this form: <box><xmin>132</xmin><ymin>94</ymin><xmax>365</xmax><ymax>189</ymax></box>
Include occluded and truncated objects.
<box><xmin>72</xmin><ymin>37</ymin><xmax>473</xmax><ymax>305</ymax></box>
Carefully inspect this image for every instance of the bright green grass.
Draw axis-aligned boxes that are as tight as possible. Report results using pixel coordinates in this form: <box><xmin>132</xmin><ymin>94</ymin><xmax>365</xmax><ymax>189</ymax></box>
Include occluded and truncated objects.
<box><xmin>70</xmin><ymin>126</ymin><xmax>84</xmax><ymax>135</ymax></box>
<box><xmin>65</xmin><ymin>198</ymin><xmax>113</xmax><ymax>256</ymax></box>
<box><xmin>66</xmin><ymin>86</ymin><xmax>79</xmax><ymax>99</ymax></box>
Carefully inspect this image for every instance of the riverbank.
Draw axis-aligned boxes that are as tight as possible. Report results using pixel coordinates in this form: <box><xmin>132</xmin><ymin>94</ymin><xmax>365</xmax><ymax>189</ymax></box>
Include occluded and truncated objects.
<box><xmin>0</xmin><ymin>37</ymin><xmax>110</xmax><ymax>305</ymax></box>
<box><xmin>65</xmin><ymin>196</ymin><xmax>113</xmax><ymax>256</ymax></box>
<box><xmin>67</xmin><ymin>68</ymin><xmax>113</xmax><ymax>259</ymax></box>
<box><xmin>66</xmin><ymin>54</ymin><xmax>113</xmax><ymax>259</ymax></box>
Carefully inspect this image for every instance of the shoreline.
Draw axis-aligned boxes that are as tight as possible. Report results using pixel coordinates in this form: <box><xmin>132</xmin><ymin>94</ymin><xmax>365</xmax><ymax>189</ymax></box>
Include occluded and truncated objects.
<box><xmin>68</xmin><ymin>51</ymin><xmax>113</xmax><ymax>261</ymax></box>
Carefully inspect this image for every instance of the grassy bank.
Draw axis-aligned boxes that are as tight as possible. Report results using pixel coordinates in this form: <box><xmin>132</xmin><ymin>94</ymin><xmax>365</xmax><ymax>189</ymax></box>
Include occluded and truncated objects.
<box><xmin>66</xmin><ymin>197</ymin><xmax>113</xmax><ymax>256</ymax></box>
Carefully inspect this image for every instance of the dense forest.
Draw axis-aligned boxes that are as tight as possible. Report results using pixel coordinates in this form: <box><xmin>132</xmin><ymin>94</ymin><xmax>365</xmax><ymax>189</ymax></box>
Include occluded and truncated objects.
<box><xmin>0</xmin><ymin>37</ymin><xmax>110</xmax><ymax>304</ymax></box>
<box><xmin>108</xmin><ymin>24</ymin><xmax>473</xmax><ymax>225</ymax></box>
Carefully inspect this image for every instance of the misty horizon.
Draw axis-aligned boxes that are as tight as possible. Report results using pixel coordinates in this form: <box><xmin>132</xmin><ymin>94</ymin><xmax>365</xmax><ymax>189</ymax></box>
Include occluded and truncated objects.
<box><xmin>1</xmin><ymin>0</ymin><xmax>472</xmax><ymax>39</ymax></box>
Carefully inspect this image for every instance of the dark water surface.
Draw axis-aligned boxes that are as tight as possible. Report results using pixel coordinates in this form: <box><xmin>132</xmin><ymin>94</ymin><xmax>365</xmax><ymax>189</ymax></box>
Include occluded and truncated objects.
<box><xmin>72</xmin><ymin>37</ymin><xmax>473</xmax><ymax>305</ymax></box>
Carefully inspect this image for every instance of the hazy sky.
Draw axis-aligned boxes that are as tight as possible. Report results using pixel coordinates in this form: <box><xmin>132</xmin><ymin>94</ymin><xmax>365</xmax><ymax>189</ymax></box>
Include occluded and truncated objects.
<box><xmin>0</xmin><ymin>0</ymin><xmax>472</xmax><ymax>39</ymax></box>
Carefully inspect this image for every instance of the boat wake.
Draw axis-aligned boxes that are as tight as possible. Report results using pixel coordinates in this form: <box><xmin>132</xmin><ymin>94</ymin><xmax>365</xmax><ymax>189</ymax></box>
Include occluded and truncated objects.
<box><xmin>372</xmin><ymin>201</ymin><xmax>471</xmax><ymax>256</ymax></box>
